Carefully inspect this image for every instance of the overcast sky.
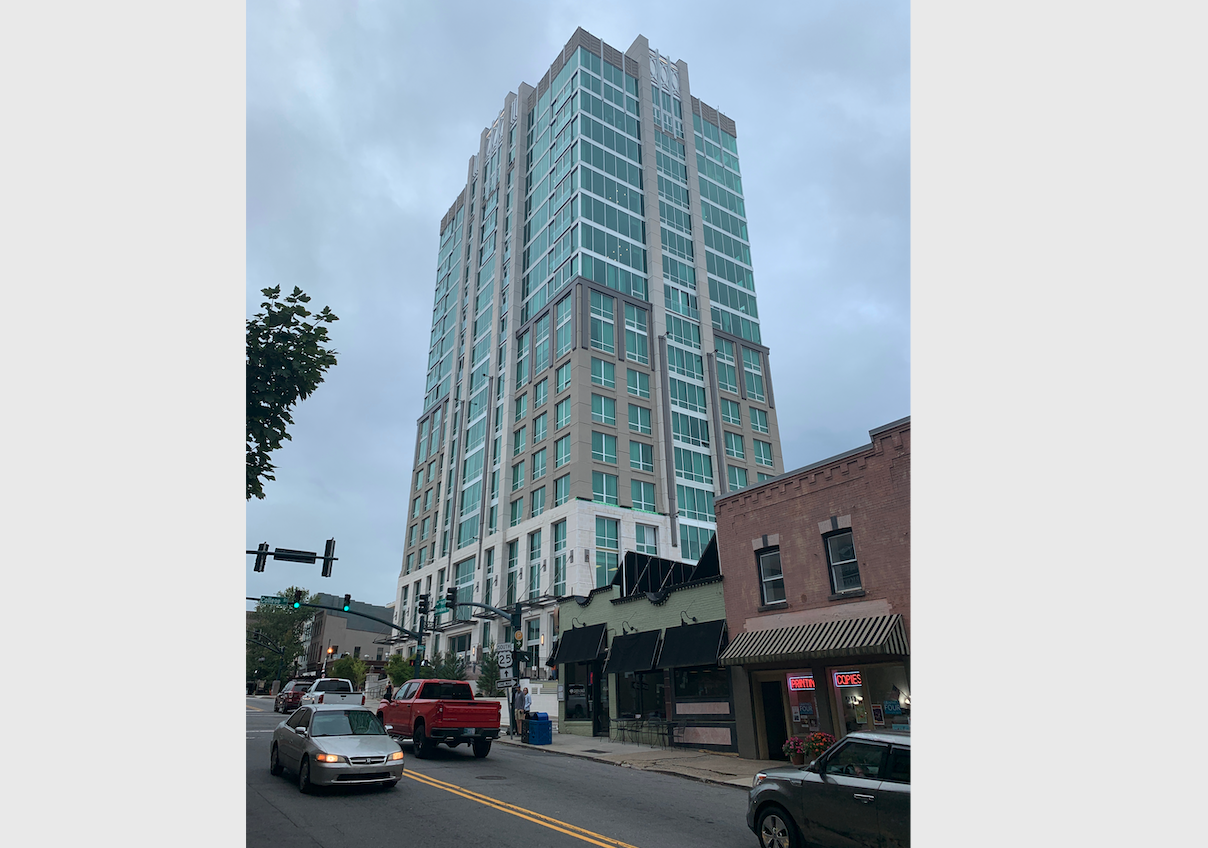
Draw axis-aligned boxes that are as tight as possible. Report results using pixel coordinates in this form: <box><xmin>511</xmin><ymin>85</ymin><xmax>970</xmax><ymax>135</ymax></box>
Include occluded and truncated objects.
<box><xmin>245</xmin><ymin>0</ymin><xmax>910</xmax><ymax>610</ymax></box>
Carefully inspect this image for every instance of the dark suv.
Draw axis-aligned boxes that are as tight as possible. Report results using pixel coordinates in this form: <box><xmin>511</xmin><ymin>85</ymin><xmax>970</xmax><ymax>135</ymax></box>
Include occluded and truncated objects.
<box><xmin>747</xmin><ymin>730</ymin><xmax>910</xmax><ymax>848</ymax></box>
<box><xmin>274</xmin><ymin>680</ymin><xmax>310</xmax><ymax>714</ymax></box>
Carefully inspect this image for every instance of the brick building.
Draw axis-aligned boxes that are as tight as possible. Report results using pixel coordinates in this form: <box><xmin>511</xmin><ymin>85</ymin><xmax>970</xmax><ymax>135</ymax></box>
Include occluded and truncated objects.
<box><xmin>714</xmin><ymin>417</ymin><xmax>910</xmax><ymax>760</ymax></box>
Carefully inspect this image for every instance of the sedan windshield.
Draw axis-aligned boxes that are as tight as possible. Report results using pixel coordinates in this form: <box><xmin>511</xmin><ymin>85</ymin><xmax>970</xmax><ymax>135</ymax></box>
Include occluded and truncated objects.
<box><xmin>310</xmin><ymin>711</ymin><xmax>386</xmax><ymax>737</ymax></box>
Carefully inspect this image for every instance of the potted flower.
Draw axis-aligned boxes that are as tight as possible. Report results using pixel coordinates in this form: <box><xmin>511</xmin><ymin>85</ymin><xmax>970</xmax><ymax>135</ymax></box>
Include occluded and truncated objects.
<box><xmin>804</xmin><ymin>731</ymin><xmax>836</xmax><ymax>763</ymax></box>
<box><xmin>782</xmin><ymin>735</ymin><xmax>807</xmax><ymax>765</ymax></box>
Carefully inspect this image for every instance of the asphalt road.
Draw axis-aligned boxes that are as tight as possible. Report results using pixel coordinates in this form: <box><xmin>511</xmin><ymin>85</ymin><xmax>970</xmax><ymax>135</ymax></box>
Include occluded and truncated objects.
<box><xmin>247</xmin><ymin>698</ymin><xmax>757</xmax><ymax>848</ymax></box>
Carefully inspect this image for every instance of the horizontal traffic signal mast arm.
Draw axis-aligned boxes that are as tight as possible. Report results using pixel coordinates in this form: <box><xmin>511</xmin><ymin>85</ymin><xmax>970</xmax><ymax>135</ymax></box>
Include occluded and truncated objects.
<box><xmin>295</xmin><ymin>600</ymin><xmax>424</xmax><ymax>641</ymax></box>
<box><xmin>454</xmin><ymin>601</ymin><xmax>518</xmax><ymax>619</ymax></box>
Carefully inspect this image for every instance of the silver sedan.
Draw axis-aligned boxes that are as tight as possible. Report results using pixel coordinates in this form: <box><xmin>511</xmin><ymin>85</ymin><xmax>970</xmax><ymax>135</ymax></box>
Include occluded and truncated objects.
<box><xmin>270</xmin><ymin>704</ymin><xmax>405</xmax><ymax>792</ymax></box>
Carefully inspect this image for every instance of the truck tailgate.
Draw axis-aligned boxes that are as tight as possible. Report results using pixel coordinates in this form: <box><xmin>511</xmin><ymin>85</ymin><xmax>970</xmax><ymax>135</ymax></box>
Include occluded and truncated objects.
<box><xmin>438</xmin><ymin>702</ymin><xmax>500</xmax><ymax>727</ymax></box>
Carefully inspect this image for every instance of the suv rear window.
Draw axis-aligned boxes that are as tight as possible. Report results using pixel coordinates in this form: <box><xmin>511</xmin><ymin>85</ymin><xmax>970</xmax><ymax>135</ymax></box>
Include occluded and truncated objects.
<box><xmin>315</xmin><ymin>680</ymin><xmax>353</xmax><ymax>692</ymax></box>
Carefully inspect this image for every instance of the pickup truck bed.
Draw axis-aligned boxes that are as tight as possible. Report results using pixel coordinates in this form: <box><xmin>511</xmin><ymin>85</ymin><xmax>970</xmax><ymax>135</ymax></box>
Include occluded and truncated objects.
<box><xmin>299</xmin><ymin>678</ymin><xmax>365</xmax><ymax>707</ymax></box>
<box><xmin>378</xmin><ymin>679</ymin><xmax>501</xmax><ymax>759</ymax></box>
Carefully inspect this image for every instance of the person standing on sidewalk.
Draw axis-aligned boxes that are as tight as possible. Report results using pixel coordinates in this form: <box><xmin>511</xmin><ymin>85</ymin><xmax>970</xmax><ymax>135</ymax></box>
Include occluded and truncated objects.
<box><xmin>512</xmin><ymin>686</ymin><xmax>525</xmax><ymax>737</ymax></box>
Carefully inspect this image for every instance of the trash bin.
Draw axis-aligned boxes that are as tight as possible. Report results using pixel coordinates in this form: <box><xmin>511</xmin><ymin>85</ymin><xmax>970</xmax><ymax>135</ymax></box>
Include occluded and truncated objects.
<box><xmin>528</xmin><ymin>718</ymin><xmax>552</xmax><ymax>745</ymax></box>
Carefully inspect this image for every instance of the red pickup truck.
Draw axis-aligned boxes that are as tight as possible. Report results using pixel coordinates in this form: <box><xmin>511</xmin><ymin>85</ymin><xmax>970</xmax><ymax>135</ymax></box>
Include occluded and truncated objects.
<box><xmin>377</xmin><ymin>678</ymin><xmax>501</xmax><ymax>759</ymax></box>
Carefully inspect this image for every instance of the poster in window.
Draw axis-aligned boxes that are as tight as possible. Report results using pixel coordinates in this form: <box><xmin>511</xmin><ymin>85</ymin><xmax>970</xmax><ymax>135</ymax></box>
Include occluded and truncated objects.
<box><xmin>870</xmin><ymin>704</ymin><xmax>885</xmax><ymax>726</ymax></box>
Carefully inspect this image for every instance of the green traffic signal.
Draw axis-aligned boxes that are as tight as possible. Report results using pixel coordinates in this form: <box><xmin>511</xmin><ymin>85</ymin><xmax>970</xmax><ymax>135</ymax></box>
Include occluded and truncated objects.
<box><xmin>342</xmin><ymin>593</ymin><xmax>351</xmax><ymax>612</ymax></box>
<box><xmin>292</xmin><ymin>589</ymin><xmax>304</xmax><ymax>609</ymax></box>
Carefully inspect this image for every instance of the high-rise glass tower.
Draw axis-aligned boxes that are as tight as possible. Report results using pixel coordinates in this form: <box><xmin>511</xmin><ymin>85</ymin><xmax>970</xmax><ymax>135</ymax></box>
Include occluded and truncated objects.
<box><xmin>394</xmin><ymin>29</ymin><xmax>783</xmax><ymax>673</ymax></box>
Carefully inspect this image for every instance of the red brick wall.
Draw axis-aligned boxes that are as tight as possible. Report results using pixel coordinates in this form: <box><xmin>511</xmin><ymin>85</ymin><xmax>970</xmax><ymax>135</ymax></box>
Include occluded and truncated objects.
<box><xmin>714</xmin><ymin>421</ymin><xmax>910</xmax><ymax>640</ymax></box>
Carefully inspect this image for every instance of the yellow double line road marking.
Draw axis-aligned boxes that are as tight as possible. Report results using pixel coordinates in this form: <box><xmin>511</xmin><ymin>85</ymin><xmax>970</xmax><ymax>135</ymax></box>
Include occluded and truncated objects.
<box><xmin>404</xmin><ymin>770</ymin><xmax>641</xmax><ymax>848</ymax></box>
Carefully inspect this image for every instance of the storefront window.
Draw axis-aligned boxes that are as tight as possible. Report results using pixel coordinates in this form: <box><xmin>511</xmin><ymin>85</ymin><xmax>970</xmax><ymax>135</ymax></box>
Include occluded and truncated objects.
<box><xmin>673</xmin><ymin>666</ymin><xmax>731</xmax><ymax>699</ymax></box>
<box><xmin>563</xmin><ymin>663</ymin><xmax>592</xmax><ymax>721</ymax></box>
<box><xmin>616</xmin><ymin>671</ymin><xmax>665</xmax><ymax>718</ymax></box>
<box><xmin>830</xmin><ymin>664</ymin><xmax>910</xmax><ymax>736</ymax></box>
<box><xmin>785</xmin><ymin>671</ymin><xmax>821</xmax><ymax>735</ymax></box>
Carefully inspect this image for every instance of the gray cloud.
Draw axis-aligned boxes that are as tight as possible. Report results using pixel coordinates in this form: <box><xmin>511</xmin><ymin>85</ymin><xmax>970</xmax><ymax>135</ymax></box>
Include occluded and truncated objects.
<box><xmin>247</xmin><ymin>1</ymin><xmax>909</xmax><ymax>609</ymax></box>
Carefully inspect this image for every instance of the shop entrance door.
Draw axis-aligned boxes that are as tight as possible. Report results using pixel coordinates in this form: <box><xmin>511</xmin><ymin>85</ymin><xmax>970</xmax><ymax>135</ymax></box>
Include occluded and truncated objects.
<box><xmin>761</xmin><ymin>680</ymin><xmax>789</xmax><ymax>760</ymax></box>
<box><xmin>591</xmin><ymin>662</ymin><xmax>609</xmax><ymax>737</ymax></box>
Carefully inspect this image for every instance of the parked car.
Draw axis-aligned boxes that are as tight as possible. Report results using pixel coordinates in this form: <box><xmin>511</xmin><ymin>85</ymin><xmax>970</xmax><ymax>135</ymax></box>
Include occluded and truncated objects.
<box><xmin>274</xmin><ymin>680</ymin><xmax>310</xmax><ymax>713</ymax></box>
<box><xmin>747</xmin><ymin>730</ymin><xmax>910</xmax><ymax>848</ymax></box>
<box><xmin>298</xmin><ymin>678</ymin><xmax>364</xmax><ymax>708</ymax></box>
<box><xmin>270</xmin><ymin>704</ymin><xmax>404</xmax><ymax>792</ymax></box>
<box><xmin>377</xmin><ymin>678</ymin><xmax>501</xmax><ymax>759</ymax></box>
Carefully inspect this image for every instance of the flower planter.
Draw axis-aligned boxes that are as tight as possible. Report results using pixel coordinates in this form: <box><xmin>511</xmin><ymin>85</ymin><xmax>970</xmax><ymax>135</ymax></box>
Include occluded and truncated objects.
<box><xmin>789</xmin><ymin>753</ymin><xmax>805</xmax><ymax>766</ymax></box>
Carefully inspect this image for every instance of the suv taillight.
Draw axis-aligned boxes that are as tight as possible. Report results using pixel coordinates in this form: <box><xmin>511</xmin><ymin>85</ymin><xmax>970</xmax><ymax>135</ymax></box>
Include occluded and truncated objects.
<box><xmin>318</xmin><ymin>694</ymin><xmax>324</xmax><ymax>704</ymax></box>
<box><xmin>362</xmin><ymin>694</ymin><xmax>366</xmax><ymax>705</ymax></box>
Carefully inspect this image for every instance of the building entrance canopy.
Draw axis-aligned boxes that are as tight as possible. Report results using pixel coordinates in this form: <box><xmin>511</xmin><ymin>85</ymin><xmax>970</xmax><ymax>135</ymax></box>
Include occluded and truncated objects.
<box><xmin>548</xmin><ymin>622</ymin><xmax>607</xmax><ymax>665</ymax></box>
<box><xmin>718</xmin><ymin>614</ymin><xmax>909</xmax><ymax>666</ymax></box>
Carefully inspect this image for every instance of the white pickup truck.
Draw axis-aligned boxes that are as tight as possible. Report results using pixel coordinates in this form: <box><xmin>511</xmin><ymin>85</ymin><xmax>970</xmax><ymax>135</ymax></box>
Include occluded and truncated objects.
<box><xmin>297</xmin><ymin>678</ymin><xmax>365</xmax><ymax>708</ymax></box>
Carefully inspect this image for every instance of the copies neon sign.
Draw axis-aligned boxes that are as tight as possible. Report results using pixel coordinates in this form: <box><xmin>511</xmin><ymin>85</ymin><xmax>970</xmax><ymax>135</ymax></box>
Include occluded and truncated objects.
<box><xmin>833</xmin><ymin>671</ymin><xmax>863</xmax><ymax>688</ymax></box>
<box><xmin>787</xmin><ymin>675</ymin><xmax>816</xmax><ymax>691</ymax></box>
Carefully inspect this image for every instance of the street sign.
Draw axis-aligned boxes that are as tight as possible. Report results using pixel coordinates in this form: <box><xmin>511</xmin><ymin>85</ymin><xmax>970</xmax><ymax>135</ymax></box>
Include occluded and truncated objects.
<box><xmin>498</xmin><ymin>650</ymin><xmax>514</xmax><ymax>668</ymax></box>
<box><xmin>499</xmin><ymin>664</ymin><xmax>514</xmax><ymax>686</ymax></box>
<box><xmin>434</xmin><ymin>599</ymin><xmax>449</xmax><ymax>614</ymax></box>
<box><xmin>260</xmin><ymin>595</ymin><xmax>289</xmax><ymax>606</ymax></box>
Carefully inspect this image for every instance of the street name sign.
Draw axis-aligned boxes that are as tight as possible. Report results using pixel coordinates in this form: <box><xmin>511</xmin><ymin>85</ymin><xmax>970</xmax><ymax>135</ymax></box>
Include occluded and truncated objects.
<box><xmin>260</xmin><ymin>595</ymin><xmax>289</xmax><ymax>606</ymax></box>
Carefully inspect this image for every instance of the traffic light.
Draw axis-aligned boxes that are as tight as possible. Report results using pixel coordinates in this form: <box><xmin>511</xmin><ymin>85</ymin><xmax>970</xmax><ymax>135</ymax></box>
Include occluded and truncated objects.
<box><xmin>254</xmin><ymin>542</ymin><xmax>269</xmax><ymax>572</ymax></box>
<box><xmin>292</xmin><ymin>590</ymin><xmax>304</xmax><ymax>609</ymax></box>
<box><xmin>342</xmin><ymin>594</ymin><xmax>351</xmax><ymax>612</ymax></box>
<box><xmin>321</xmin><ymin>538</ymin><xmax>337</xmax><ymax>578</ymax></box>
<box><xmin>417</xmin><ymin>593</ymin><xmax>430</xmax><ymax>615</ymax></box>
<box><xmin>511</xmin><ymin>602</ymin><xmax>523</xmax><ymax>641</ymax></box>
<box><xmin>445</xmin><ymin>585</ymin><xmax>458</xmax><ymax>610</ymax></box>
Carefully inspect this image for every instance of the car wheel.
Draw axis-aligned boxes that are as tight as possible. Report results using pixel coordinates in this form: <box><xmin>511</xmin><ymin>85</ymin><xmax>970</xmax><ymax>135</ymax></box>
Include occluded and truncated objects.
<box><xmin>756</xmin><ymin>805</ymin><xmax>799</xmax><ymax>848</ymax></box>
<box><xmin>270</xmin><ymin>744</ymin><xmax>284</xmax><ymax>776</ymax></box>
<box><xmin>298</xmin><ymin>757</ymin><xmax>313</xmax><ymax>794</ymax></box>
<box><xmin>413</xmin><ymin>723</ymin><xmax>431</xmax><ymax>759</ymax></box>
<box><xmin>472</xmin><ymin>739</ymin><xmax>491</xmax><ymax>759</ymax></box>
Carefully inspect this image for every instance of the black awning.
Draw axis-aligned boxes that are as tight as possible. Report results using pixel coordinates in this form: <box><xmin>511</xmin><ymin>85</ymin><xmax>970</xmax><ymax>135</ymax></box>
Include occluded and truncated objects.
<box><xmin>603</xmin><ymin>630</ymin><xmax>661</xmax><ymax>675</ymax></box>
<box><xmin>550</xmin><ymin>622</ymin><xmax>607</xmax><ymax>665</ymax></box>
<box><xmin>654</xmin><ymin>619</ymin><xmax>727</xmax><ymax>669</ymax></box>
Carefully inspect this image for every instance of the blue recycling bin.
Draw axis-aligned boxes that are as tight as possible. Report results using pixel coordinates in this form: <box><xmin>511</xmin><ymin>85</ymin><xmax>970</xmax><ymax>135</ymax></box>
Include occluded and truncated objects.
<box><xmin>528</xmin><ymin>718</ymin><xmax>552</xmax><ymax>745</ymax></box>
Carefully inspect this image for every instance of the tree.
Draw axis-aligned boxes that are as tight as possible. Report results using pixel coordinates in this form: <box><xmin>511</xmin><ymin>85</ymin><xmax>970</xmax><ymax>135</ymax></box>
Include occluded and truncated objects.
<box><xmin>246</xmin><ymin>285</ymin><xmax>339</xmax><ymax>500</ymax></box>
<box><xmin>431</xmin><ymin>649</ymin><xmax>467</xmax><ymax>680</ymax></box>
<box><xmin>329</xmin><ymin>655</ymin><xmax>367</xmax><ymax>689</ymax></box>
<box><xmin>475</xmin><ymin>642</ymin><xmax>502</xmax><ymax>697</ymax></box>
<box><xmin>246</xmin><ymin>585</ymin><xmax>316</xmax><ymax>682</ymax></box>
<box><xmin>384</xmin><ymin>653</ymin><xmax>415</xmax><ymax>687</ymax></box>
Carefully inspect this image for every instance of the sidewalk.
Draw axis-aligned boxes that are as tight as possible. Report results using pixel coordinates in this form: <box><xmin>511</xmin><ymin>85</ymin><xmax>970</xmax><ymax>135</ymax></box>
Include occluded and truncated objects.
<box><xmin>259</xmin><ymin>696</ymin><xmax>780</xmax><ymax>790</ymax></box>
<box><xmin>492</xmin><ymin>723</ymin><xmax>781</xmax><ymax>790</ymax></box>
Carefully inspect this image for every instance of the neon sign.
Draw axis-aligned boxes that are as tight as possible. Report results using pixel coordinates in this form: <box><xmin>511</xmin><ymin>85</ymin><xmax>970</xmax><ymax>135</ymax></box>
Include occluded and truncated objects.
<box><xmin>787</xmin><ymin>675</ymin><xmax>816</xmax><ymax>691</ymax></box>
<box><xmin>833</xmin><ymin>670</ymin><xmax>863</xmax><ymax>688</ymax></box>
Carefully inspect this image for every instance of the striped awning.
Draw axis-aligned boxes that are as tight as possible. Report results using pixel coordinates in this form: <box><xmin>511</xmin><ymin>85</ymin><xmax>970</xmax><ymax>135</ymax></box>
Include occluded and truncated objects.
<box><xmin>718</xmin><ymin>614</ymin><xmax>909</xmax><ymax>666</ymax></box>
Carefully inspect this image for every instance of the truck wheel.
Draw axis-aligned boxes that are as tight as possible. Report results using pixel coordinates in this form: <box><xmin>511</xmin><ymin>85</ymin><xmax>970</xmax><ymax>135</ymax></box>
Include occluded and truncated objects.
<box><xmin>413</xmin><ymin>722</ymin><xmax>431</xmax><ymax>759</ymax></box>
<box><xmin>472</xmin><ymin>739</ymin><xmax>491</xmax><ymax>759</ymax></box>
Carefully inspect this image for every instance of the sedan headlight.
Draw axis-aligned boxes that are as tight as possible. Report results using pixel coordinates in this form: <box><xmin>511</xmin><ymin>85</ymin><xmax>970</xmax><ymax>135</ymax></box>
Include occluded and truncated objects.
<box><xmin>314</xmin><ymin>753</ymin><xmax>347</xmax><ymax>764</ymax></box>
<box><xmin>388</xmin><ymin>750</ymin><xmax>405</xmax><ymax>761</ymax></box>
<box><xmin>752</xmin><ymin>772</ymin><xmax>768</xmax><ymax>787</ymax></box>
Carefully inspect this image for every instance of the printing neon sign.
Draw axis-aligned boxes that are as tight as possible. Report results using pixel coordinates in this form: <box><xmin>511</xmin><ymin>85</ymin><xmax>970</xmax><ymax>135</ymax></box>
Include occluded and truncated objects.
<box><xmin>833</xmin><ymin>671</ymin><xmax>863</xmax><ymax>688</ymax></box>
<box><xmin>787</xmin><ymin>675</ymin><xmax>816</xmax><ymax>691</ymax></box>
